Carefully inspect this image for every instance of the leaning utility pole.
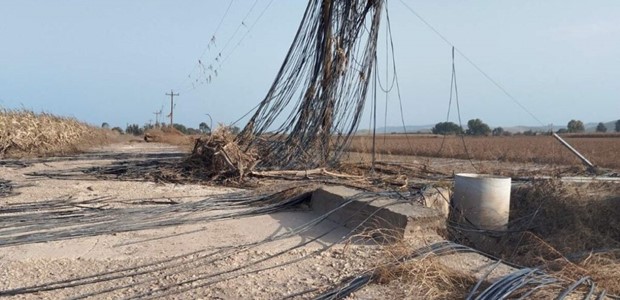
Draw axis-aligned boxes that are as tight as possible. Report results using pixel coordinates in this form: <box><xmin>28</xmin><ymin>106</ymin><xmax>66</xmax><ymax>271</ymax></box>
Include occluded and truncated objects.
<box><xmin>165</xmin><ymin>90</ymin><xmax>179</xmax><ymax>126</ymax></box>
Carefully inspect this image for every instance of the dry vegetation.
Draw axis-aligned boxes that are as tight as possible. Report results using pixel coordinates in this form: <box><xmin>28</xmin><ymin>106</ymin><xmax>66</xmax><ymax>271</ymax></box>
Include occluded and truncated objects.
<box><xmin>509</xmin><ymin>181</ymin><xmax>620</xmax><ymax>294</ymax></box>
<box><xmin>187</xmin><ymin>126</ymin><xmax>258</xmax><ymax>180</ymax></box>
<box><xmin>143</xmin><ymin>126</ymin><xmax>195</xmax><ymax>146</ymax></box>
<box><xmin>373</xmin><ymin>243</ymin><xmax>477</xmax><ymax>299</ymax></box>
<box><xmin>0</xmin><ymin>109</ymin><xmax>112</xmax><ymax>158</ymax></box>
<box><xmin>451</xmin><ymin>181</ymin><xmax>620</xmax><ymax>295</ymax></box>
<box><xmin>348</xmin><ymin>135</ymin><xmax>620</xmax><ymax>169</ymax></box>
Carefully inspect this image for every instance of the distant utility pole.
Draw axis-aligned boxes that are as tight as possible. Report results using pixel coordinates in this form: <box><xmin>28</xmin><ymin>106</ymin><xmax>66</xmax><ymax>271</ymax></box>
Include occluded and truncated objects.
<box><xmin>153</xmin><ymin>110</ymin><xmax>162</xmax><ymax>127</ymax></box>
<box><xmin>165</xmin><ymin>89</ymin><xmax>179</xmax><ymax>126</ymax></box>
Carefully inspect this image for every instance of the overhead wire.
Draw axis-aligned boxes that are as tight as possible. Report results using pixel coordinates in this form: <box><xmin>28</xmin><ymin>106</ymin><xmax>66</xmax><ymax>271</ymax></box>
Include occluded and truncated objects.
<box><xmin>397</xmin><ymin>0</ymin><xmax>547</xmax><ymax>127</ymax></box>
<box><xmin>450</xmin><ymin>46</ymin><xmax>479</xmax><ymax>171</ymax></box>
<box><xmin>219</xmin><ymin>0</ymin><xmax>275</xmax><ymax>66</ymax></box>
<box><xmin>177</xmin><ymin>0</ymin><xmax>273</xmax><ymax>94</ymax></box>
<box><xmin>175</xmin><ymin>0</ymin><xmax>236</xmax><ymax>92</ymax></box>
<box><xmin>384</xmin><ymin>1</ymin><xmax>417</xmax><ymax>157</ymax></box>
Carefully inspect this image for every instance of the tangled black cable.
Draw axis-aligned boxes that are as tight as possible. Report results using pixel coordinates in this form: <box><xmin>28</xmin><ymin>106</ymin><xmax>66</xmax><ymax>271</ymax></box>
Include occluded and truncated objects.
<box><xmin>237</xmin><ymin>0</ymin><xmax>384</xmax><ymax>170</ymax></box>
<box><xmin>311</xmin><ymin>240</ymin><xmax>615</xmax><ymax>300</ymax></box>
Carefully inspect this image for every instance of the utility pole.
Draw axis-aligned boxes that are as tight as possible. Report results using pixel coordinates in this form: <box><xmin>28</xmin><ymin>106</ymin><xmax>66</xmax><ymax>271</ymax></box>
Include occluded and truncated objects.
<box><xmin>153</xmin><ymin>110</ymin><xmax>162</xmax><ymax>127</ymax></box>
<box><xmin>165</xmin><ymin>90</ymin><xmax>179</xmax><ymax>126</ymax></box>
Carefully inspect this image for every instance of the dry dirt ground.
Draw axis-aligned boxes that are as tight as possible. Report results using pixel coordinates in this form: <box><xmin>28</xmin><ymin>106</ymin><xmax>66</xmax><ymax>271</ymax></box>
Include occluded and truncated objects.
<box><xmin>0</xmin><ymin>142</ymin><xmax>429</xmax><ymax>299</ymax></box>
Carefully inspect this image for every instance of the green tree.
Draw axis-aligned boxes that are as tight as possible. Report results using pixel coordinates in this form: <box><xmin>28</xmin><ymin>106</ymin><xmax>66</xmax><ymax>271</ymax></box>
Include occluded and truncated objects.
<box><xmin>125</xmin><ymin>124</ymin><xmax>143</xmax><ymax>135</ymax></box>
<box><xmin>143</xmin><ymin>123</ymin><xmax>154</xmax><ymax>131</ymax></box>
<box><xmin>199</xmin><ymin>122</ymin><xmax>211</xmax><ymax>134</ymax></box>
<box><xmin>616</xmin><ymin>120</ymin><xmax>620</xmax><ymax>132</ymax></box>
<box><xmin>491</xmin><ymin>127</ymin><xmax>504</xmax><ymax>136</ymax></box>
<box><xmin>101</xmin><ymin>122</ymin><xmax>110</xmax><ymax>129</ymax></box>
<box><xmin>431</xmin><ymin>122</ymin><xmax>463</xmax><ymax>135</ymax></box>
<box><xmin>556</xmin><ymin>128</ymin><xmax>568</xmax><ymax>134</ymax></box>
<box><xmin>466</xmin><ymin>119</ymin><xmax>491</xmax><ymax>136</ymax></box>
<box><xmin>172</xmin><ymin>123</ymin><xmax>188</xmax><ymax>134</ymax></box>
<box><xmin>595</xmin><ymin>122</ymin><xmax>607</xmax><ymax>133</ymax></box>
<box><xmin>567</xmin><ymin>119</ymin><xmax>585</xmax><ymax>133</ymax></box>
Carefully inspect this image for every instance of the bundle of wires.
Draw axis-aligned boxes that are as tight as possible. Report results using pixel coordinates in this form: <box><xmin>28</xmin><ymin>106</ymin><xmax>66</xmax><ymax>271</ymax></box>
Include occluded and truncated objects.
<box><xmin>237</xmin><ymin>0</ymin><xmax>384</xmax><ymax>169</ymax></box>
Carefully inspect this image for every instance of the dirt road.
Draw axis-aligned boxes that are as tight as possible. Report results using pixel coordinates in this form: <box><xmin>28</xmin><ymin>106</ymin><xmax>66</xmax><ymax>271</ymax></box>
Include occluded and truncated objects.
<box><xmin>0</xmin><ymin>143</ymin><xmax>393</xmax><ymax>299</ymax></box>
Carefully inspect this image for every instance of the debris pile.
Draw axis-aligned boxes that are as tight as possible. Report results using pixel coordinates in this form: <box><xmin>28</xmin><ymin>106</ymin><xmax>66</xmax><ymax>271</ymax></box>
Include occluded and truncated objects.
<box><xmin>143</xmin><ymin>126</ymin><xmax>192</xmax><ymax>145</ymax></box>
<box><xmin>189</xmin><ymin>126</ymin><xmax>258</xmax><ymax>179</ymax></box>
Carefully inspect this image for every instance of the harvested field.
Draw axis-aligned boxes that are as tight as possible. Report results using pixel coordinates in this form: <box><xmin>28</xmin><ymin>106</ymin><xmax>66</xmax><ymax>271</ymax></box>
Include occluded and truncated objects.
<box><xmin>0</xmin><ymin>109</ymin><xmax>112</xmax><ymax>158</ymax></box>
<box><xmin>348</xmin><ymin>135</ymin><xmax>620</xmax><ymax>169</ymax></box>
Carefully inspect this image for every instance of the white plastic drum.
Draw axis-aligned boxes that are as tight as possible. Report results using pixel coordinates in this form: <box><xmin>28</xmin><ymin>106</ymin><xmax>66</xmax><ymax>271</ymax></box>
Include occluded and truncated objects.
<box><xmin>453</xmin><ymin>174</ymin><xmax>511</xmax><ymax>231</ymax></box>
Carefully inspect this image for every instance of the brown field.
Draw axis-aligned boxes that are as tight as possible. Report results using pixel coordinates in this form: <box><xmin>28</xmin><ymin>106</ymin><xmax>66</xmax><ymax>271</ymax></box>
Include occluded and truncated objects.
<box><xmin>348</xmin><ymin>134</ymin><xmax>620</xmax><ymax>169</ymax></box>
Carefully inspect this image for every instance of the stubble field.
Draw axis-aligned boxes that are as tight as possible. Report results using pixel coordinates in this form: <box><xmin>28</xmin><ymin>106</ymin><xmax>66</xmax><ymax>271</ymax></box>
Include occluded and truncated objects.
<box><xmin>348</xmin><ymin>134</ymin><xmax>620</xmax><ymax>169</ymax></box>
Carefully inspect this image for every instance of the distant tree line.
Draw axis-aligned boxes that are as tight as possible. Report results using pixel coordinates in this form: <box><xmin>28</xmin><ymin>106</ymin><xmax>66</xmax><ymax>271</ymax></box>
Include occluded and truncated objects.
<box><xmin>100</xmin><ymin>121</ymin><xmax>245</xmax><ymax>136</ymax></box>
<box><xmin>432</xmin><ymin>118</ymin><xmax>620</xmax><ymax>136</ymax></box>
<box><xmin>432</xmin><ymin>118</ymin><xmax>507</xmax><ymax>136</ymax></box>
<box><xmin>100</xmin><ymin>121</ymin><xmax>216</xmax><ymax>136</ymax></box>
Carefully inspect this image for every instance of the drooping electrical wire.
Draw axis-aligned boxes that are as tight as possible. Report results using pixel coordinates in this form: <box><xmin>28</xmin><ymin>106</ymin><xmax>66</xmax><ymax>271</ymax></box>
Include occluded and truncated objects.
<box><xmin>383</xmin><ymin>2</ymin><xmax>417</xmax><ymax>156</ymax></box>
<box><xmin>397</xmin><ymin>0</ymin><xmax>547</xmax><ymax>127</ymax></box>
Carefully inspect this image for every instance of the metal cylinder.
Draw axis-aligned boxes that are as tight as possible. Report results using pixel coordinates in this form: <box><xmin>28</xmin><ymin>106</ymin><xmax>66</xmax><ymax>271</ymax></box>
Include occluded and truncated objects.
<box><xmin>453</xmin><ymin>173</ymin><xmax>511</xmax><ymax>231</ymax></box>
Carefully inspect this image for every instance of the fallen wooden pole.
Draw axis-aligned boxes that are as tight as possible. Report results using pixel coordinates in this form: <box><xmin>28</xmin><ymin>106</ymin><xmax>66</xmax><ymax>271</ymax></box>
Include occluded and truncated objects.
<box><xmin>552</xmin><ymin>133</ymin><xmax>596</xmax><ymax>170</ymax></box>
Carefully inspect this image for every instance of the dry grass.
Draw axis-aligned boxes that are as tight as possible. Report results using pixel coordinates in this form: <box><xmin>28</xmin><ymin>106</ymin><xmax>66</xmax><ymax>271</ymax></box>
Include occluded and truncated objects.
<box><xmin>455</xmin><ymin>180</ymin><xmax>620</xmax><ymax>294</ymax></box>
<box><xmin>144</xmin><ymin>126</ymin><xmax>195</xmax><ymax>147</ymax></box>
<box><xmin>348</xmin><ymin>135</ymin><xmax>620</xmax><ymax>169</ymax></box>
<box><xmin>510</xmin><ymin>181</ymin><xmax>620</xmax><ymax>294</ymax></box>
<box><xmin>371</xmin><ymin>240</ymin><xmax>477</xmax><ymax>299</ymax></box>
<box><xmin>0</xmin><ymin>109</ymin><xmax>112</xmax><ymax>158</ymax></box>
<box><xmin>343</xmin><ymin>228</ymin><xmax>476</xmax><ymax>299</ymax></box>
<box><xmin>511</xmin><ymin>181</ymin><xmax>620</xmax><ymax>253</ymax></box>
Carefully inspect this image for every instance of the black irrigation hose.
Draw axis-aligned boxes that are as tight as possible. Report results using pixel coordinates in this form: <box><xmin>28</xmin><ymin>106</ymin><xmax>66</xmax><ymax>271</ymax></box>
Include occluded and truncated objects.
<box><xmin>466</xmin><ymin>260</ymin><xmax>503</xmax><ymax>300</ymax></box>
<box><xmin>312</xmin><ymin>274</ymin><xmax>373</xmax><ymax>300</ymax></box>
<box><xmin>0</xmin><ymin>185</ymin><xmax>315</xmax><ymax>248</ymax></box>
<box><xmin>311</xmin><ymin>240</ymin><xmax>613</xmax><ymax>300</ymax></box>
<box><xmin>0</xmin><ymin>179</ymin><xmax>15</xmax><ymax>197</ymax></box>
<box><xmin>474</xmin><ymin>268</ymin><xmax>556</xmax><ymax>300</ymax></box>
<box><xmin>129</xmin><ymin>194</ymin><xmax>400</xmax><ymax>300</ymax></box>
<box><xmin>310</xmin><ymin>242</ymin><xmax>472</xmax><ymax>299</ymax></box>
<box><xmin>0</xmin><ymin>151</ymin><xmax>184</xmax><ymax>169</ymax></box>
<box><xmin>119</xmin><ymin>228</ymin><xmax>337</xmax><ymax>300</ymax></box>
<box><xmin>556</xmin><ymin>276</ymin><xmax>592</xmax><ymax>300</ymax></box>
<box><xmin>2</xmin><ymin>189</ymin><xmax>402</xmax><ymax>298</ymax></box>
<box><xmin>120</xmin><ymin>193</ymin><xmax>391</xmax><ymax>299</ymax></box>
<box><xmin>1</xmin><ymin>189</ymin><xmax>315</xmax><ymax>296</ymax></box>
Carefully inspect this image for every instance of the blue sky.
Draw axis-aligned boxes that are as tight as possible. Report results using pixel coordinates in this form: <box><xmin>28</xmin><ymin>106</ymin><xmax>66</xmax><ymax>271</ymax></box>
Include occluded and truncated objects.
<box><xmin>0</xmin><ymin>0</ymin><xmax>618</xmax><ymax>130</ymax></box>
